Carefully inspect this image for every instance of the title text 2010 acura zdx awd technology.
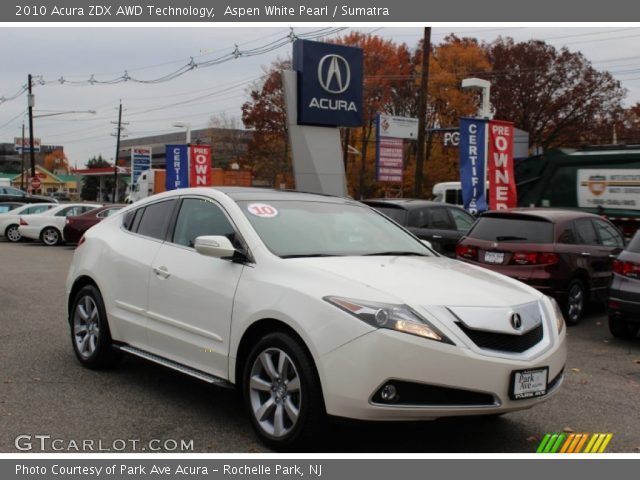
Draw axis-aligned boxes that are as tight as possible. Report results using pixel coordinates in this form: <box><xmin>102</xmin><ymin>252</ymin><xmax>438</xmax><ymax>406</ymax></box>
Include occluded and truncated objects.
<box><xmin>66</xmin><ymin>188</ymin><xmax>566</xmax><ymax>449</ymax></box>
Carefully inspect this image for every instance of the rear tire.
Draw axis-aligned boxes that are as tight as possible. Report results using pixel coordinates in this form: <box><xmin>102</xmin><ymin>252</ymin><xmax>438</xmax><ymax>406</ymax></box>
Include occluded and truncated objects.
<box><xmin>41</xmin><ymin>226</ymin><xmax>61</xmax><ymax>246</ymax></box>
<box><xmin>609</xmin><ymin>315</ymin><xmax>639</xmax><ymax>339</ymax></box>
<box><xmin>243</xmin><ymin>332</ymin><xmax>326</xmax><ymax>451</ymax></box>
<box><xmin>5</xmin><ymin>224</ymin><xmax>21</xmax><ymax>242</ymax></box>
<box><xmin>70</xmin><ymin>285</ymin><xmax>121</xmax><ymax>369</ymax></box>
<box><xmin>563</xmin><ymin>279</ymin><xmax>586</xmax><ymax>326</ymax></box>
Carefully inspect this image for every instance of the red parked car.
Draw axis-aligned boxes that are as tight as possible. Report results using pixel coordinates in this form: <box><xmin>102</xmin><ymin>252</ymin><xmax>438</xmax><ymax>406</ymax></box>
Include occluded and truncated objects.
<box><xmin>456</xmin><ymin>209</ymin><xmax>625</xmax><ymax>325</ymax></box>
<box><xmin>63</xmin><ymin>204</ymin><xmax>124</xmax><ymax>244</ymax></box>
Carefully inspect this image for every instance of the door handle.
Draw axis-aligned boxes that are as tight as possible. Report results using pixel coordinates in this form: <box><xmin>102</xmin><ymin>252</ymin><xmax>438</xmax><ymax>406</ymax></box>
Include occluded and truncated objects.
<box><xmin>580</xmin><ymin>252</ymin><xmax>591</xmax><ymax>257</ymax></box>
<box><xmin>432</xmin><ymin>235</ymin><xmax>443</xmax><ymax>239</ymax></box>
<box><xmin>153</xmin><ymin>266</ymin><xmax>171</xmax><ymax>279</ymax></box>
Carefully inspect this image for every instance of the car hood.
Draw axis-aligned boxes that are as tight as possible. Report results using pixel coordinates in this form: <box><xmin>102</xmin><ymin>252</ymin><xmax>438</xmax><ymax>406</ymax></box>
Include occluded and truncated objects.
<box><xmin>290</xmin><ymin>255</ymin><xmax>542</xmax><ymax>308</ymax></box>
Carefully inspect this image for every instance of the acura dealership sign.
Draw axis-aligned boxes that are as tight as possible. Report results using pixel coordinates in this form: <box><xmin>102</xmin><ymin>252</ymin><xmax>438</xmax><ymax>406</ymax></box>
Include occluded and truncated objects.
<box><xmin>293</xmin><ymin>39</ymin><xmax>363</xmax><ymax>127</ymax></box>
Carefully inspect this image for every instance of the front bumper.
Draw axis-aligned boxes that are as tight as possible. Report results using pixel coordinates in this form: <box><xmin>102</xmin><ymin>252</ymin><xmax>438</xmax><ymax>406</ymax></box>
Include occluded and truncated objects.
<box><xmin>319</xmin><ymin>327</ymin><xmax>566</xmax><ymax>421</ymax></box>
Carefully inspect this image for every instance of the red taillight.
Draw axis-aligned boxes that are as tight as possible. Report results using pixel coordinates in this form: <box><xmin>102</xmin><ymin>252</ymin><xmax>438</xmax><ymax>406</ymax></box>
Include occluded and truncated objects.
<box><xmin>613</xmin><ymin>259</ymin><xmax>640</xmax><ymax>279</ymax></box>
<box><xmin>77</xmin><ymin>236</ymin><xmax>86</xmax><ymax>247</ymax></box>
<box><xmin>19</xmin><ymin>217</ymin><xmax>28</xmax><ymax>226</ymax></box>
<box><xmin>510</xmin><ymin>252</ymin><xmax>559</xmax><ymax>266</ymax></box>
<box><xmin>456</xmin><ymin>244</ymin><xmax>478</xmax><ymax>260</ymax></box>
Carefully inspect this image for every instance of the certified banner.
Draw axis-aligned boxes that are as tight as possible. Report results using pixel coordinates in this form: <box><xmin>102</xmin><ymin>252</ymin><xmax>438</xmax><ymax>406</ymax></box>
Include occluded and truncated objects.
<box><xmin>487</xmin><ymin>120</ymin><xmax>517</xmax><ymax>210</ymax></box>
<box><xmin>131</xmin><ymin>146</ymin><xmax>152</xmax><ymax>185</ymax></box>
<box><xmin>578</xmin><ymin>169</ymin><xmax>640</xmax><ymax>210</ymax></box>
<box><xmin>189</xmin><ymin>145</ymin><xmax>212</xmax><ymax>187</ymax></box>
<box><xmin>165</xmin><ymin>144</ymin><xmax>189</xmax><ymax>191</ymax></box>
<box><xmin>459</xmin><ymin>118</ymin><xmax>487</xmax><ymax>214</ymax></box>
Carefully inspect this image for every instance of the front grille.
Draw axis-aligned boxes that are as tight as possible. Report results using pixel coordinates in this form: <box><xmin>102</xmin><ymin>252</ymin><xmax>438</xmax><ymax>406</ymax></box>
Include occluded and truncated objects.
<box><xmin>456</xmin><ymin>322</ymin><xmax>544</xmax><ymax>353</ymax></box>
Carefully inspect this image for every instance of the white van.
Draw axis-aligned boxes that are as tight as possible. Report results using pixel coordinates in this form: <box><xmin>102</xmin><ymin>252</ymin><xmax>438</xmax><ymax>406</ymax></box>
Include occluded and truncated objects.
<box><xmin>432</xmin><ymin>181</ymin><xmax>489</xmax><ymax>206</ymax></box>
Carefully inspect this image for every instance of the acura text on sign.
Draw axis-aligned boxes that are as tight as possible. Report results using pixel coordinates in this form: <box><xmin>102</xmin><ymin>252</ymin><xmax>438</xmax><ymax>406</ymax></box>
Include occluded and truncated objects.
<box><xmin>293</xmin><ymin>39</ymin><xmax>363</xmax><ymax>127</ymax></box>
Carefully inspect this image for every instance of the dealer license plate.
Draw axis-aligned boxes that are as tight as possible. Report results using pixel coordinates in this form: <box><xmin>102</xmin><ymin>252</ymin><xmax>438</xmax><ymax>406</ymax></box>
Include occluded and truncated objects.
<box><xmin>484</xmin><ymin>251</ymin><xmax>504</xmax><ymax>264</ymax></box>
<box><xmin>510</xmin><ymin>367</ymin><xmax>548</xmax><ymax>400</ymax></box>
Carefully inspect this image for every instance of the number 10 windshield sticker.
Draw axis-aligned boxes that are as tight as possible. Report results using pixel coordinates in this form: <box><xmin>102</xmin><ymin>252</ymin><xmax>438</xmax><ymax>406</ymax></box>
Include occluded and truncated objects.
<box><xmin>247</xmin><ymin>203</ymin><xmax>279</xmax><ymax>218</ymax></box>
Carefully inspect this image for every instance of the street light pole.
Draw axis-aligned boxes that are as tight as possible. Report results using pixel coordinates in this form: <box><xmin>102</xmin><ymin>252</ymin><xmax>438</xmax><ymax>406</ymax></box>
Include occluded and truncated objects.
<box><xmin>20</xmin><ymin>123</ymin><xmax>25</xmax><ymax>190</ymax></box>
<box><xmin>172</xmin><ymin>122</ymin><xmax>191</xmax><ymax>144</ymax></box>
<box><xmin>27</xmin><ymin>74</ymin><xmax>36</xmax><ymax>182</ymax></box>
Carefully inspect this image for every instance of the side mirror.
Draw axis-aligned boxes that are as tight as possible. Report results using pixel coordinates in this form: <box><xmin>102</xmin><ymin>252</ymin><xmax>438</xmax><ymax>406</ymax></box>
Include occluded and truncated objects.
<box><xmin>420</xmin><ymin>239</ymin><xmax>433</xmax><ymax>249</ymax></box>
<box><xmin>194</xmin><ymin>235</ymin><xmax>236</xmax><ymax>259</ymax></box>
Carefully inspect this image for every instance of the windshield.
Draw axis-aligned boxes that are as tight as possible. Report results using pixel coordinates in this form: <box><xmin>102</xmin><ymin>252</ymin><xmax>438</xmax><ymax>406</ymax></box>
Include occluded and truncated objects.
<box><xmin>237</xmin><ymin>200</ymin><xmax>431</xmax><ymax>258</ymax></box>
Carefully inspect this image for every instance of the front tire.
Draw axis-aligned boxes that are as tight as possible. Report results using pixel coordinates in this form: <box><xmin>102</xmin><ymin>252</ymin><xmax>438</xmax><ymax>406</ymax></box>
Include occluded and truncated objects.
<box><xmin>41</xmin><ymin>226</ymin><xmax>61</xmax><ymax>246</ymax></box>
<box><xmin>563</xmin><ymin>279</ymin><xmax>586</xmax><ymax>326</ymax></box>
<box><xmin>243</xmin><ymin>332</ymin><xmax>325</xmax><ymax>450</ymax></box>
<box><xmin>5</xmin><ymin>224</ymin><xmax>21</xmax><ymax>242</ymax></box>
<box><xmin>70</xmin><ymin>285</ymin><xmax>121</xmax><ymax>369</ymax></box>
<box><xmin>609</xmin><ymin>315</ymin><xmax>639</xmax><ymax>339</ymax></box>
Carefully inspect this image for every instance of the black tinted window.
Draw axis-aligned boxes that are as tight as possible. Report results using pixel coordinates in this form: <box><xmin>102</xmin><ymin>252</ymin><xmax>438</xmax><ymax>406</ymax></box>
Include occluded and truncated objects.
<box><xmin>557</xmin><ymin>227</ymin><xmax>577</xmax><ymax>245</ymax></box>
<box><xmin>468</xmin><ymin>216</ymin><xmax>554</xmax><ymax>243</ymax></box>
<box><xmin>136</xmin><ymin>200</ymin><xmax>176</xmax><ymax>240</ymax></box>
<box><xmin>575</xmin><ymin>219</ymin><xmax>598</xmax><ymax>245</ymax></box>
<box><xmin>430</xmin><ymin>208</ymin><xmax>454</xmax><ymax>229</ymax></box>
<box><xmin>172</xmin><ymin>198</ymin><xmax>238</xmax><ymax>248</ymax></box>
<box><xmin>408</xmin><ymin>208</ymin><xmax>430</xmax><ymax>228</ymax></box>
<box><xmin>627</xmin><ymin>232</ymin><xmax>640</xmax><ymax>253</ymax></box>
<box><xmin>449</xmin><ymin>207</ymin><xmax>475</xmax><ymax>231</ymax></box>
<box><xmin>593</xmin><ymin>219</ymin><xmax>624</xmax><ymax>248</ymax></box>
<box><xmin>370</xmin><ymin>206</ymin><xmax>407</xmax><ymax>225</ymax></box>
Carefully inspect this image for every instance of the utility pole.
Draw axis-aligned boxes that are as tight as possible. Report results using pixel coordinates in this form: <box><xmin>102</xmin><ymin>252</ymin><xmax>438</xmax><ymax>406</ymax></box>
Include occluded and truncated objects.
<box><xmin>20</xmin><ymin>123</ymin><xmax>25</xmax><ymax>190</ymax></box>
<box><xmin>27</xmin><ymin>74</ymin><xmax>36</xmax><ymax>183</ymax></box>
<box><xmin>111</xmin><ymin>101</ymin><xmax>128</xmax><ymax>202</ymax></box>
<box><xmin>413</xmin><ymin>27</ymin><xmax>431</xmax><ymax>198</ymax></box>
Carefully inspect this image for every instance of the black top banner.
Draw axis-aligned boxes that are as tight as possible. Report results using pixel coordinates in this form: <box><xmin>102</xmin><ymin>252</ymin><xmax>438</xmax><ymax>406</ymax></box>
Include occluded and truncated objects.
<box><xmin>4</xmin><ymin>0</ymin><xmax>640</xmax><ymax>22</ymax></box>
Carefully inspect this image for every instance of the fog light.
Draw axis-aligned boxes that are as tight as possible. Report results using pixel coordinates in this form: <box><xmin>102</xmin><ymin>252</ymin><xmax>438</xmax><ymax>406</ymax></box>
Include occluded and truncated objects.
<box><xmin>380</xmin><ymin>384</ymin><xmax>397</xmax><ymax>402</ymax></box>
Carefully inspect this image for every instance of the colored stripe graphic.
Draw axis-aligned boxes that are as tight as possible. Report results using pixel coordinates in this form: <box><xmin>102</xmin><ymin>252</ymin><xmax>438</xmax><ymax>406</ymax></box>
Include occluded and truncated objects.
<box><xmin>537</xmin><ymin>433</ymin><xmax>612</xmax><ymax>453</ymax></box>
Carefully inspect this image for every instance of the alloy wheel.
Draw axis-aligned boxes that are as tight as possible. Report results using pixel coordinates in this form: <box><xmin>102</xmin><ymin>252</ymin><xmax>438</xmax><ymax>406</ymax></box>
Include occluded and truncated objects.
<box><xmin>248</xmin><ymin>348</ymin><xmax>302</xmax><ymax>438</ymax></box>
<box><xmin>6</xmin><ymin>225</ymin><xmax>21</xmax><ymax>242</ymax></box>
<box><xmin>567</xmin><ymin>283</ymin><xmax>584</xmax><ymax>323</ymax></box>
<box><xmin>73</xmin><ymin>295</ymin><xmax>100</xmax><ymax>359</ymax></box>
<box><xmin>42</xmin><ymin>228</ymin><xmax>59</xmax><ymax>246</ymax></box>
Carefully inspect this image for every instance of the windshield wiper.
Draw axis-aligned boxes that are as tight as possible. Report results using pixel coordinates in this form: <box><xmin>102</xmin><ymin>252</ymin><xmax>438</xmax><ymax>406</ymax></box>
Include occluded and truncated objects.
<box><xmin>280</xmin><ymin>253</ymin><xmax>344</xmax><ymax>259</ymax></box>
<box><xmin>495</xmin><ymin>236</ymin><xmax>528</xmax><ymax>241</ymax></box>
<box><xmin>363</xmin><ymin>251</ymin><xmax>428</xmax><ymax>257</ymax></box>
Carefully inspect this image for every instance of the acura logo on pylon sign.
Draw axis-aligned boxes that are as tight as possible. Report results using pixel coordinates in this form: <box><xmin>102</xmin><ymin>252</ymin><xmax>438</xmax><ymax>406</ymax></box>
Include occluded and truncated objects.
<box><xmin>318</xmin><ymin>54</ymin><xmax>351</xmax><ymax>94</ymax></box>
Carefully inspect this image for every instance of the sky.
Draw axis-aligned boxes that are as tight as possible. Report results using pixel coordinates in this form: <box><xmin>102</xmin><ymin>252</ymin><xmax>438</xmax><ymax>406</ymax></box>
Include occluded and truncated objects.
<box><xmin>1</xmin><ymin>26</ymin><xmax>640</xmax><ymax>168</ymax></box>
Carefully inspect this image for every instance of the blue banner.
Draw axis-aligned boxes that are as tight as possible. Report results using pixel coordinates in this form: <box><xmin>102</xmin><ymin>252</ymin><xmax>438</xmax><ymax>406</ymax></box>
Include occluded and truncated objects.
<box><xmin>459</xmin><ymin>118</ymin><xmax>488</xmax><ymax>215</ymax></box>
<box><xmin>131</xmin><ymin>147</ymin><xmax>152</xmax><ymax>185</ymax></box>
<box><xmin>165</xmin><ymin>144</ymin><xmax>189</xmax><ymax>190</ymax></box>
<box><xmin>293</xmin><ymin>39</ymin><xmax>363</xmax><ymax>127</ymax></box>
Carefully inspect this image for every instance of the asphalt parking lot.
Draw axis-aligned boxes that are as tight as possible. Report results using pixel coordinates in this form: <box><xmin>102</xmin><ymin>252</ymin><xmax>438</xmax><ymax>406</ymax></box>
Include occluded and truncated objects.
<box><xmin>1</xmin><ymin>240</ymin><xmax>639</xmax><ymax>453</ymax></box>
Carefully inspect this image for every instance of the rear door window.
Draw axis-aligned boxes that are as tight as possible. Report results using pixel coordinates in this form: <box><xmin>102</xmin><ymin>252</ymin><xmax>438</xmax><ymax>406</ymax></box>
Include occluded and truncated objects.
<box><xmin>408</xmin><ymin>208</ymin><xmax>430</xmax><ymax>228</ymax></box>
<box><xmin>575</xmin><ymin>218</ymin><xmax>599</xmax><ymax>246</ymax></box>
<box><xmin>592</xmin><ymin>219</ymin><xmax>624</xmax><ymax>248</ymax></box>
<box><xmin>136</xmin><ymin>200</ymin><xmax>177</xmax><ymax>240</ymax></box>
<box><xmin>429</xmin><ymin>207</ymin><xmax>455</xmax><ymax>229</ymax></box>
<box><xmin>467</xmin><ymin>216</ymin><xmax>554</xmax><ymax>243</ymax></box>
<box><xmin>371</xmin><ymin>206</ymin><xmax>407</xmax><ymax>225</ymax></box>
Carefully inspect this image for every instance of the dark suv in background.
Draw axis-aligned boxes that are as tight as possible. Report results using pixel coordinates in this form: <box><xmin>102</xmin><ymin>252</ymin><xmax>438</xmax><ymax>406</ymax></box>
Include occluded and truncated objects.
<box><xmin>608</xmin><ymin>231</ymin><xmax>640</xmax><ymax>339</ymax></box>
<box><xmin>0</xmin><ymin>186</ymin><xmax>54</xmax><ymax>204</ymax></box>
<box><xmin>364</xmin><ymin>199</ymin><xmax>475</xmax><ymax>257</ymax></box>
<box><xmin>456</xmin><ymin>209</ymin><xmax>625</xmax><ymax>325</ymax></box>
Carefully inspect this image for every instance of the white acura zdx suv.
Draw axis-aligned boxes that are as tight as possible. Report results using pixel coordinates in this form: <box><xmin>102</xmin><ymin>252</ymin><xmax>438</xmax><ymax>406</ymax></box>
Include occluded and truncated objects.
<box><xmin>66</xmin><ymin>188</ymin><xmax>566</xmax><ymax>449</ymax></box>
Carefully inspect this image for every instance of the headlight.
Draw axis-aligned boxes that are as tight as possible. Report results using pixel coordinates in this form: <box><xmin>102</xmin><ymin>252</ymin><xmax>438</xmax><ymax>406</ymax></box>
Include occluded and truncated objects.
<box><xmin>324</xmin><ymin>296</ymin><xmax>453</xmax><ymax>344</ymax></box>
<box><xmin>548</xmin><ymin>296</ymin><xmax>565</xmax><ymax>333</ymax></box>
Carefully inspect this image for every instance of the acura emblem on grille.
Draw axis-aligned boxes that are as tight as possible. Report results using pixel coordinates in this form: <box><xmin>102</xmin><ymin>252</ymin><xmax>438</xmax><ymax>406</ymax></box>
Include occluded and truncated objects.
<box><xmin>510</xmin><ymin>313</ymin><xmax>523</xmax><ymax>330</ymax></box>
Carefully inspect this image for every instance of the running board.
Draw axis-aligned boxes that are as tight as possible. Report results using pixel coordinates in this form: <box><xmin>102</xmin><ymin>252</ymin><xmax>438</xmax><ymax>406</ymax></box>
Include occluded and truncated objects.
<box><xmin>117</xmin><ymin>345</ymin><xmax>234</xmax><ymax>389</ymax></box>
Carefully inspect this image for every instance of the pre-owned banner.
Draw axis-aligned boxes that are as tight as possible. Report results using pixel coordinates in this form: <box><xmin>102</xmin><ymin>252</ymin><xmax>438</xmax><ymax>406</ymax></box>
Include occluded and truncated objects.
<box><xmin>189</xmin><ymin>145</ymin><xmax>212</xmax><ymax>187</ymax></box>
<box><xmin>165</xmin><ymin>144</ymin><xmax>189</xmax><ymax>191</ymax></box>
<box><xmin>459</xmin><ymin>118</ymin><xmax>487</xmax><ymax>214</ymax></box>
<box><xmin>487</xmin><ymin>120</ymin><xmax>517</xmax><ymax>210</ymax></box>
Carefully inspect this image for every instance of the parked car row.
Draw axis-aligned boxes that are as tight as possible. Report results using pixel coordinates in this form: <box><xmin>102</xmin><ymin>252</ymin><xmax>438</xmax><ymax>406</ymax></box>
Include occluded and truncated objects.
<box><xmin>0</xmin><ymin>201</ymin><xmax>124</xmax><ymax>245</ymax></box>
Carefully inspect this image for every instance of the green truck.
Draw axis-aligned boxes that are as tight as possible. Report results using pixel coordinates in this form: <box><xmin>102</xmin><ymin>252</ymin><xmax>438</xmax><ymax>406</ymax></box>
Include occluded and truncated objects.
<box><xmin>515</xmin><ymin>146</ymin><xmax>640</xmax><ymax>237</ymax></box>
